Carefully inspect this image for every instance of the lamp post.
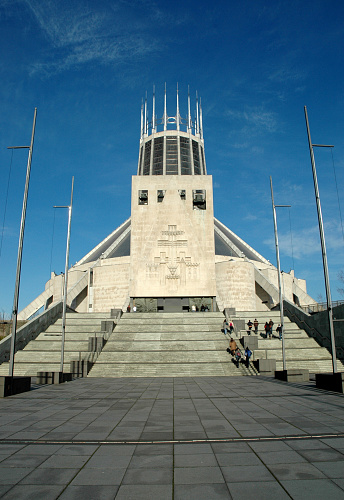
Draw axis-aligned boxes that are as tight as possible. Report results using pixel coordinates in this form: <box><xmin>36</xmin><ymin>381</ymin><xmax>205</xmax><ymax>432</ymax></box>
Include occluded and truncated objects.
<box><xmin>270</xmin><ymin>176</ymin><xmax>290</xmax><ymax>371</ymax></box>
<box><xmin>304</xmin><ymin>106</ymin><xmax>337</xmax><ymax>374</ymax></box>
<box><xmin>54</xmin><ymin>177</ymin><xmax>74</xmax><ymax>373</ymax></box>
<box><xmin>8</xmin><ymin>108</ymin><xmax>37</xmax><ymax>378</ymax></box>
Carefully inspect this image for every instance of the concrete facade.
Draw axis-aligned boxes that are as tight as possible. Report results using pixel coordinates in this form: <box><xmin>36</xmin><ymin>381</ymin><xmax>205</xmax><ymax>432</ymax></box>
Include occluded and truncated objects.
<box><xmin>130</xmin><ymin>175</ymin><xmax>216</xmax><ymax>300</ymax></box>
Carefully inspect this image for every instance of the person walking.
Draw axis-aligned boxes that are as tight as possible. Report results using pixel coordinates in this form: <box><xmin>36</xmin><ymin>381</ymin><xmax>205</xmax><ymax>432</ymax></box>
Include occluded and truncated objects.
<box><xmin>223</xmin><ymin>319</ymin><xmax>229</xmax><ymax>335</ymax></box>
<box><xmin>276</xmin><ymin>324</ymin><xmax>282</xmax><ymax>340</ymax></box>
<box><xmin>264</xmin><ymin>322</ymin><xmax>269</xmax><ymax>338</ymax></box>
<box><xmin>234</xmin><ymin>348</ymin><xmax>241</xmax><ymax>368</ymax></box>
<box><xmin>253</xmin><ymin>318</ymin><xmax>259</xmax><ymax>335</ymax></box>
<box><xmin>229</xmin><ymin>338</ymin><xmax>237</xmax><ymax>355</ymax></box>
<box><xmin>247</xmin><ymin>320</ymin><xmax>253</xmax><ymax>334</ymax></box>
<box><xmin>268</xmin><ymin>319</ymin><xmax>274</xmax><ymax>339</ymax></box>
<box><xmin>244</xmin><ymin>346</ymin><xmax>252</xmax><ymax>368</ymax></box>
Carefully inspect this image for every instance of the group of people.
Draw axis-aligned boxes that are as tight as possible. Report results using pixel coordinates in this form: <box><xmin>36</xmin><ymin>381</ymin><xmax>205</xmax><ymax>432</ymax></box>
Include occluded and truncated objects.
<box><xmin>191</xmin><ymin>304</ymin><xmax>209</xmax><ymax>312</ymax></box>
<box><xmin>264</xmin><ymin>320</ymin><xmax>282</xmax><ymax>340</ymax></box>
<box><xmin>246</xmin><ymin>318</ymin><xmax>259</xmax><ymax>335</ymax></box>
<box><xmin>223</xmin><ymin>319</ymin><xmax>234</xmax><ymax>336</ymax></box>
<box><xmin>227</xmin><ymin>337</ymin><xmax>252</xmax><ymax>368</ymax></box>
<box><xmin>246</xmin><ymin>318</ymin><xmax>282</xmax><ymax>340</ymax></box>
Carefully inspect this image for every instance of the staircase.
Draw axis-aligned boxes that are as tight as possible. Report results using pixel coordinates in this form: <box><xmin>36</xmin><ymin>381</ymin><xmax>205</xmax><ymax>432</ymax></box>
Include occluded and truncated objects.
<box><xmin>0</xmin><ymin>312</ymin><xmax>112</xmax><ymax>376</ymax></box>
<box><xmin>1</xmin><ymin>309</ymin><xmax>339</xmax><ymax>378</ymax></box>
<box><xmin>88</xmin><ymin>312</ymin><xmax>255</xmax><ymax>377</ymax></box>
<box><xmin>233</xmin><ymin>311</ymin><xmax>344</xmax><ymax>373</ymax></box>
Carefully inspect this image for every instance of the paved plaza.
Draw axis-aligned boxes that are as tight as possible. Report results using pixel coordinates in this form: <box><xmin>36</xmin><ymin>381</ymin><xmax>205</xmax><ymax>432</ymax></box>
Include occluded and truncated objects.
<box><xmin>0</xmin><ymin>376</ymin><xmax>343</xmax><ymax>499</ymax></box>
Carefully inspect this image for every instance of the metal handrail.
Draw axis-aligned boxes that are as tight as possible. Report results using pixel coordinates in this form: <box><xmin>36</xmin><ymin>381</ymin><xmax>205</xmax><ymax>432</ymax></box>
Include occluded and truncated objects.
<box><xmin>285</xmin><ymin>308</ymin><xmax>344</xmax><ymax>360</ymax></box>
<box><xmin>299</xmin><ymin>300</ymin><xmax>344</xmax><ymax>314</ymax></box>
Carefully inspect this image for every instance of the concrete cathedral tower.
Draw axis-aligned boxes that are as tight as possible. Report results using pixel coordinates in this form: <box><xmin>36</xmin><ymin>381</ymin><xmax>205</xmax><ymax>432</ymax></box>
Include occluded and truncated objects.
<box><xmin>18</xmin><ymin>86</ymin><xmax>316</xmax><ymax>319</ymax></box>
<box><xmin>130</xmin><ymin>85</ymin><xmax>216</xmax><ymax>312</ymax></box>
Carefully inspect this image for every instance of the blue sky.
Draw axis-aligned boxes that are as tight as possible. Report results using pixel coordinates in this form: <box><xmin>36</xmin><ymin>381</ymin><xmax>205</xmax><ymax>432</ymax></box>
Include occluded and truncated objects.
<box><xmin>0</xmin><ymin>0</ymin><xmax>344</xmax><ymax>317</ymax></box>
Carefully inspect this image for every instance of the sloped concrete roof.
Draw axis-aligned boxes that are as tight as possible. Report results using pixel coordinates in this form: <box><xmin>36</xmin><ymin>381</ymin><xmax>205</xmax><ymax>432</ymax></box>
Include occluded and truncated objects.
<box><xmin>74</xmin><ymin>216</ymin><xmax>269</xmax><ymax>267</ymax></box>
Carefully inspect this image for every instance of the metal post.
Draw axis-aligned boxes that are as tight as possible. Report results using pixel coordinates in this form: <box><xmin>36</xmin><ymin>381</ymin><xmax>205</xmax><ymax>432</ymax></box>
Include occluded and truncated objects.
<box><xmin>8</xmin><ymin>108</ymin><xmax>37</xmax><ymax>377</ymax></box>
<box><xmin>304</xmin><ymin>106</ymin><xmax>337</xmax><ymax>373</ymax></box>
<box><xmin>55</xmin><ymin>177</ymin><xmax>74</xmax><ymax>373</ymax></box>
<box><xmin>270</xmin><ymin>177</ymin><xmax>288</xmax><ymax>371</ymax></box>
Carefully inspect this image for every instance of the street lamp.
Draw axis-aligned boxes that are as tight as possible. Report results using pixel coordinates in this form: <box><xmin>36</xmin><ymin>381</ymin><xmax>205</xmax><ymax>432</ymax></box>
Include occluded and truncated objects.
<box><xmin>8</xmin><ymin>108</ymin><xmax>37</xmax><ymax>378</ymax></box>
<box><xmin>54</xmin><ymin>176</ymin><xmax>74</xmax><ymax>373</ymax></box>
<box><xmin>304</xmin><ymin>106</ymin><xmax>337</xmax><ymax>374</ymax></box>
<box><xmin>270</xmin><ymin>176</ymin><xmax>290</xmax><ymax>371</ymax></box>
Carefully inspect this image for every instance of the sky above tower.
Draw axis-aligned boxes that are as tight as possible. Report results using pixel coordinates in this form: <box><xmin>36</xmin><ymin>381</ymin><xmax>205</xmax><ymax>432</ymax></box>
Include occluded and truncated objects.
<box><xmin>0</xmin><ymin>0</ymin><xmax>344</xmax><ymax>316</ymax></box>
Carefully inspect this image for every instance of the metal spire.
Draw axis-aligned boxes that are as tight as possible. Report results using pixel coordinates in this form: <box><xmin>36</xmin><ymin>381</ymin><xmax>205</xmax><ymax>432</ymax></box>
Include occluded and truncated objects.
<box><xmin>144</xmin><ymin>92</ymin><xmax>147</xmax><ymax>136</ymax></box>
<box><xmin>164</xmin><ymin>82</ymin><xmax>167</xmax><ymax>131</ymax></box>
<box><xmin>140</xmin><ymin>98</ymin><xmax>143</xmax><ymax>139</ymax></box>
<box><xmin>152</xmin><ymin>85</ymin><xmax>156</xmax><ymax>133</ymax></box>
<box><xmin>199</xmin><ymin>97</ymin><xmax>203</xmax><ymax>140</ymax></box>
<box><xmin>196</xmin><ymin>91</ymin><xmax>199</xmax><ymax>135</ymax></box>
<box><xmin>187</xmin><ymin>85</ymin><xmax>191</xmax><ymax>132</ymax></box>
<box><xmin>176</xmin><ymin>83</ymin><xmax>180</xmax><ymax>131</ymax></box>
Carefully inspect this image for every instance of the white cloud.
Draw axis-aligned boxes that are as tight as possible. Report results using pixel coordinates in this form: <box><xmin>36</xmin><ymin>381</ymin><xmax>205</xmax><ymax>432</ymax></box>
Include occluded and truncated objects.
<box><xmin>264</xmin><ymin>221</ymin><xmax>344</xmax><ymax>260</ymax></box>
<box><xmin>22</xmin><ymin>0</ymin><xmax>162</xmax><ymax>76</ymax></box>
<box><xmin>226</xmin><ymin>106</ymin><xmax>277</xmax><ymax>134</ymax></box>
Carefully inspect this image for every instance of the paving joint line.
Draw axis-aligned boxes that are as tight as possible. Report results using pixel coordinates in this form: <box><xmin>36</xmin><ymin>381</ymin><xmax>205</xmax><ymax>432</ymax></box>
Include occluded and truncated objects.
<box><xmin>1</xmin><ymin>432</ymin><xmax>343</xmax><ymax>446</ymax></box>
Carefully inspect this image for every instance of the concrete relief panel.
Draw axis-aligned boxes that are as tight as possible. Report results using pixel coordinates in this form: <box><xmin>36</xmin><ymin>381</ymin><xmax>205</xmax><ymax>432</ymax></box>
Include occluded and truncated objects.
<box><xmin>215</xmin><ymin>260</ymin><xmax>256</xmax><ymax>311</ymax></box>
<box><xmin>145</xmin><ymin>225</ymin><xmax>201</xmax><ymax>289</ymax></box>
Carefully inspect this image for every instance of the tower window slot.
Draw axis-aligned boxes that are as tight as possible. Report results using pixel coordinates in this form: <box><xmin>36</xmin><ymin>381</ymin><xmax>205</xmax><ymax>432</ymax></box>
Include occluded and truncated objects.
<box><xmin>139</xmin><ymin>190</ymin><xmax>148</xmax><ymax>205</ymax></box>
<box><xmin>193</xmin><ymin>189</ymin><xmax>206</xmax><ymax>210</ymax></box>
<box><xmin>179</xmin><ymin>189</ymin><xmax>186</xmax><ymax>200</ymax></box>
<box><xmin>157</xmin><ymin>190</ymin><xmax>165</xmax><ymax>202</ymax></box>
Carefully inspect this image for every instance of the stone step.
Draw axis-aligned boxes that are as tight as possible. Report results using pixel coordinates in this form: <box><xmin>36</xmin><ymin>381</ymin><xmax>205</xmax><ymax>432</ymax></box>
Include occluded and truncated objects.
<box><xmin>94</xmin><ymin>351</ymin><xmax>231</xmax><ymax>363</ymax></box>
<box><xmin>125</xmin><ymin>312</ymin><xmax>223</xmax><ymax>319</ymax></box>
<box><xmin>23</xmin><ymin>341</ymin><xmax>90</xmax><ymax>351</ymax></box>
<box><xmin>117</xmin><ymin>323</ymin><xmax>222</xmax><ymax>333</ymax></box>
<box><xmin>255</xmin><ymin>347</ymin><xmax>331</xmax><ymax>361</ymax></box>
<box><xmin>88</xmin><ymin>362</ymin><xmax>250</xmax><ymax>378</ymax></box>
<box><xmin>2</xmin><ymin>351</ymin><xmax>91</xmax><ymax>363</ymax></box>
<box><xmin>45</xmin><ymin>325</ymin><xmax>105</xmax><ymax>333</ymax></box>
<box><xmin>102</xmin><ymin>341</ymin><xmax>228</xmax><ymax>351</ymax></box>
<box><xmin>275</xmin><ymin>360</ymin><xmax>344</xmax><ymax>372</ymax></box>
<box><xmin>256</xmin><ymin>338</ymin><xmax>325</xmax><ymax>348</ymax></box>
<box><xmin>0</xmin><ymin>362</ymin><xmax>71</xmax><ymax>376</ymax></box>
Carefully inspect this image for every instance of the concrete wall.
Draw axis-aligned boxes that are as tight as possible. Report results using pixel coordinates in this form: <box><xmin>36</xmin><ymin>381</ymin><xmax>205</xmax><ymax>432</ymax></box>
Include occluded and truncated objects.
<box><xmin>0</xmin><ymin>302</ymin><xmax>74</xmax><ymax>364</ymax></box>
<box><xmin>130</xmin><ymin>175</ymin><xmax>217</xmax><ymax>298</ymax></box>
<box><xmin>216</xmin><ymin>259</ymin><xmax>256</xmax><ymax>311</ymax></box>
<box><xmin>92</xmin><ymin>257</ymin><xmax>130</xmax><ymax>312</ymax></box>
<box><xmin>259</xmin><ymin>267</ymin><xmax>315</xmax><ymax>306</ymax></box>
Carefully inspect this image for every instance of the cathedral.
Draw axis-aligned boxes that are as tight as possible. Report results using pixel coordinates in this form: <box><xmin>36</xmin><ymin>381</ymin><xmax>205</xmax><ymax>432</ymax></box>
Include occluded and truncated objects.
<box><xmin>18</xmin><ymin>87</ymin><xmax>315</xmax><ymax>319</ymax></box>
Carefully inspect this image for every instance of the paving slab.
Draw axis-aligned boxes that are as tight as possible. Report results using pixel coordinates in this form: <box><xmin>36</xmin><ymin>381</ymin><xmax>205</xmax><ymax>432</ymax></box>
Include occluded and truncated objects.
<box><xmin>0</xmin><ymin>375</ymin><xmax>343</xmax><ymax>499</ymax></box>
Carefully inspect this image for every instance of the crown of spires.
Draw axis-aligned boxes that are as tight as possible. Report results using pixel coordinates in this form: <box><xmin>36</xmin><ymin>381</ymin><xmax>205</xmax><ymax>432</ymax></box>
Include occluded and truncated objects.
<box><xmin>140</xmin><ymin>84</ymin><xmax>203</xmax><ymax>139</ymax></box>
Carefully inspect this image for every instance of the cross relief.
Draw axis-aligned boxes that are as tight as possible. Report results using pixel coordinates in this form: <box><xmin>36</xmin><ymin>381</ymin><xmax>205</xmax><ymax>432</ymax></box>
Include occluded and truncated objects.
<box><xmin>146</xmin><ymin>225</ymin><xmax>200</xmax><ymax>285</ymax></box>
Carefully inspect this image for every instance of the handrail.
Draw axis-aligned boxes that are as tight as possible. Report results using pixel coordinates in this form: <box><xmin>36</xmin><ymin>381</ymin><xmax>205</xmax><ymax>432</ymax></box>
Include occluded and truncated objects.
<box><xmin>299</xmin><ymin>300</ymin><xmax>344</xmax><ymax>314</ymax></box>
<box><xmin>284</xmin><ymin>302</ymin><xmax>344</xmax><ymax>360</ymax></box>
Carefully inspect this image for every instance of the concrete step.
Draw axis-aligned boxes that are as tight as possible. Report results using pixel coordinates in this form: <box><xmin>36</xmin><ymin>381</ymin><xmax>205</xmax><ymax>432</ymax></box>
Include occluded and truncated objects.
<box><xmin>256</xmin><ymin>338</ymin><xmax>325</xmax><ymax>348</ymax></box>
<box><xmin>23</xmin><ymin>341</ymin><xmax>89</xmax><ymax>351</ymax></box>
<box><xmin>125</xmin><ymin>312</ymin><xmax>223</xmax><ymax>319</ymax></box>
<box><xmin>88</xmin><ymin>362</ymin><xmax>250</xmax><ymax>378</ymax></box>
<box><xmin>116</xmin><ymin>325</ymin><xmax>223</xmax><ymax>333</ymax></box>
<box><xmin>103</xmin><ymin>340</ymin><xmax>228</xmax><ymax>351</ymax></box>
<box><xmin>0</xmin><ymin>362</ymin><xmax>72</xmax><ymax>376</ymax></box>
<box><xmin>254</xmin><ymin>347</ymin><xmax>332</xmax><ymax>361</ymax></box>
<box><xmin>276</xmin><ymin>360</ymin><xmax>344</xmax><ymax>372</ymax></box>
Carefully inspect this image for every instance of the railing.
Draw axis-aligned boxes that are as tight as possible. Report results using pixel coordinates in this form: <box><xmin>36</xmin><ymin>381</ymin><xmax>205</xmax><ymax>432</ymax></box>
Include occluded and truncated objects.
<box><xmin>300</xmin><ymin>300</ymin><xmax>344</xmax><ymax>315</ymax></box>
<box><xmin>283</xmin><ymin>300</ymin><xmax>344</xmax><ymax>361</ymax></box>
